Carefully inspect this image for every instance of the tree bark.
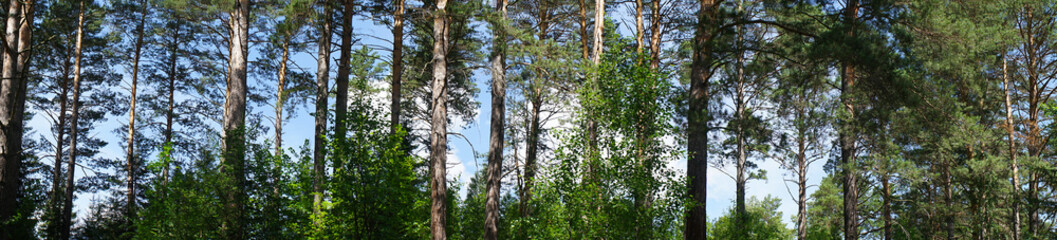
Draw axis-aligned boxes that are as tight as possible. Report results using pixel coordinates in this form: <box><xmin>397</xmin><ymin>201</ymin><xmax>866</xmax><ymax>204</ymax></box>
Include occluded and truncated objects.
<box><xmin>430</xmin><ymin>1</ymin><xmax>449</xmax><ymax>239</ymax></box>
<box><xmin>648</xmin><ymin>0</ymin><xmax>661</xmax><ymax>69</ymax></box>
<box><xmin>390</xmin><ymin>0</ymin><xmax>405</xmax><ymax>133</ymax></box>
<box><xmin>634</xmin><ymin>0</ymin><xmax>643</xmax><ymax>54</ymax></box>
<box><xmin>62</xmin><ymin>3</ymin><xmax>87</xmax><ymax>238</ymax></box>
<box><xmin>484</xmin><ymin>0</ymin><xmax>507</xmax><ymax>239</ymax></box>
<box><xmin>275</xmin><ymin>41</ymin><xmax>289</xmax><ymax>157</ymax></box>
<box><xmin>0</xmin><ymin>0</ymin><xmax>24</xmax><ymax>228</ymax></box>
<box><xmin>686</xmin><ymin>1</ymin><xmax>718</xmax><ymax>239</ymax></box>
<box><xmin>335</xmin><ymin>0</ymin><xmax>354</xmax><ymax>140</ymax></box>
<box><xmin>49</xmin><ymin>60</ymin><xmax>70</xmax><ymax>240</ymax></box>
<box><xmin>578</xmin><ymin>0</ymin><xmax>589</xmax><ymax>60</ymax></box>
<box><xmin>221</xmin><ymin>1</ymin><xmax>250</xmax><ymax>239</ymax></box>
<box><xmin>841</xmin><ymin>1</ymin><xmax>860</xmax><ymax>239</ymax></box>
<box><xmin>312</xmin><ymin>0</ymin><xmax>332</xmax><ymax>221</ymax></box>
<box><xmin>126</xmin><ymin>0</ymin><xmax>149</xmax><ymax>222</ymax></box>
<box><xmin>1004</xmin><ymin>54</ymin><xmax>1021</xmax><ymax>240</ymax></box>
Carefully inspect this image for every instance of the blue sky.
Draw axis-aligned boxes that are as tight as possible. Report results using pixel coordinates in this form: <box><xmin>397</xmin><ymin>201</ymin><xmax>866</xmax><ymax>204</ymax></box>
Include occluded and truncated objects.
<box><xmin>41</xmin><ymin>0</ymin><xmax>828</xmax><ymax>228</ymax></box>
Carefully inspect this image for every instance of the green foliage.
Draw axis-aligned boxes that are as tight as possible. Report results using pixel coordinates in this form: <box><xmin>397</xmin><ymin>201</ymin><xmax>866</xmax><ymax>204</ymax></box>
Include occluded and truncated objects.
<box><xmin>709</xmin><ymin>196</ymin><xmax>793</xmax><ymax>240</ymax></box>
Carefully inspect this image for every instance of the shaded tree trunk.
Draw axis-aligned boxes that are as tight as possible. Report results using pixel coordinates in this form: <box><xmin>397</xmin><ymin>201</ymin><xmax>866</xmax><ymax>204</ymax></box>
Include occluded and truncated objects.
<box><xmin>334</xmin><ymin>0</ymin><xmax>354</xmax><ymax>140</ymax></box>
<box><xmin>0</xmin><ymin>0</ymin><xmax>26</xmax><ymax>229</ymax></box>
<box><xmin>635</xmin><ymin>0</ymin><xmax>643</xmax><ymax>53</ymax></box>
<box><xmin>163</xmin><ymin>22</ymin><xmax>180</xmax><ymax>184</ymax></box>
<box><xmin>796</xmin><ymin>129</ymin><xmax>807</xmax><ymax>240</ymax></box>
<box><xmin>391</xmin><ymin>0</ymin><xmax>404</xmax><ymax>133</ymax></box>
<box><xmin>221</xmin><ymin>1</ymin><xmax>251</xmax><ymax>239</ymax></box>
<box><xmin>430</xmin><ymin>1</ymin><xmax>450</xmax><ymax>239</ymax></box>
<box><xmin>312</xmin><ymin>0</ymin><xmax>332</xmax><ymax>220</ymax></box>
<box><xmin>275</xmin><ymin>41</ymin><xmax>289</xmax><ymax>158</ymax></box>
<box><xmin>686</xmin><ymin>1</ymin><xmax>718</xmax><ymax>239</ymax></box>
<box><xmin>484</xmin><ymin>0</ymin><xmax>507</xmax><ymax>239</ymax></box>
<box><xmin>841</xmin><ymin>1</ymin><xmax>860</xmax><ymax>239</ymax></box>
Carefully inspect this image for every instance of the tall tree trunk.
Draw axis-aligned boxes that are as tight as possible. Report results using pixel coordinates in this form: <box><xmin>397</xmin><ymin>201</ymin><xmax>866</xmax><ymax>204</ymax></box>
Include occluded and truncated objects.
<box><xmin>841</xmin><ymin>1</ymin><xmax>860</xmax><ymax>239</ymax></box>
<box><xmin>221</xmin><ymin>1</ymin><xmax>250</xmax><ymax>239</ymax></box>
<box><xmin>634</xmin><ymin>0</ymin><xmax>643</xmax><ymax>54</ymax></box>
<box><xmin>275</xmin><ymin>41</ymin><xmax>289</xmax><ymax>157</ymax></box>
<box><xmin>733</xmin><ymin>22</ymin><xmax>746</xmax><ymax>221</ymax></box>
<box><xmin>484</xmin><ymin>0</ymin><xmax>507</xmax><ymax>239</ymax></box>
<box><xmin>390</xmin><ymin>0</ymin><xmax>404</xmax><ymax>133</ymax></box>
<box><xmin>648</xmin><ymin>0</ymin><xmax>661</xmax><ymax>69</ymax></box>
<box><xmin>335</xmin><ymin>0</ymin><xmax>354</xmax><ymax>140</ymax></box>
<box><xmin>163</xmin><ymin>22</ymin><xmax>179</xmax><ymax>184</ymax></box>
<box><xmin>0</xmin><ymin>0</ymin><xmax>24</xmax><ymax>228</ymax></box>
<box><xmin>686</xmin><ymin>1</ymin><xmax>717</xmax><ymax>239</ymax></box>
<box><xmin>62</xmin><ymin>3</ymin><xmax>87</xmax><ymax>238</ymax></box>
<box><xmin>126</xmin><ymin>0</ymin><xmax>149</xmax><ymax>222</ymax></box>
<box><xmin>586</xmin><ymin>0</ymin><xmax>604</xmax><ymax>157</ymax></box>
<box><xmin>430</xmin><ymin>1</ymin><xmax>450</xmax><ymax>239</ymax></box>
<box><xmin>312</xmin><ymin>0</ymin><xmax>332</xmax><ymax>221</ymax></box>
<box><xmin>1004</xmin><ymin>54</ymin><xmax>1021</xmax><ymax>240</ymax></box>
<box><xmin>48</xmin><ymin>54</ymin><xmax>71</xmax><ymax>240</ymax></box>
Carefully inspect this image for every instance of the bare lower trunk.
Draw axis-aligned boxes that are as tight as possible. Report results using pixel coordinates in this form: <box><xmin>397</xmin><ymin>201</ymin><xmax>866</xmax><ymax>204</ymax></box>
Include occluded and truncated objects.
<box><xmin>312</xmin><ymin>0</ymin><xmax>332</xmax><ymax>221</ymax></box>
<box><xmin>390</xmin><ymin>0</ymin><xmax>405</xmax><ymax>133</ymax></box>
<box><xmin>586</xmin><ymin>0</ymin><xmax>604</xmax><ymax>151</ymax></box>
<box><xmin>126</xmin><ymin>0</ymin><xmax>148</xmax><ymax>222</ymax></box>
<box><xmin>221</xmin><ymin>1</ymin><xmax>250</xmax><ymax>239</ymax></box>
<box><xmin>484</xmin><ymin>1</ymin><xmax>507</xmax><ymax>239</ymax></box>
<box><xmin>430</xmin><ymin>1</ymin><xmax>450</xmax><ymax>239</ymax></box>
<box><xmin>578</xmin><ymin>0</ymin><xmax>588</xmax><ymax>60</ymax></box>
<box><xmin>334</xmin><ymin>0</ymin><xmax>354</xmax><ymax>140</ymax></box>
<box><xmin>883</xmin><ymin>172</ymin><xmax>892</xmax><ymax>240</ymax></box>
<box><xmin>686</xmin><ymin>1</ymin><xmax>717</xmax><ymax>239</ymax></box>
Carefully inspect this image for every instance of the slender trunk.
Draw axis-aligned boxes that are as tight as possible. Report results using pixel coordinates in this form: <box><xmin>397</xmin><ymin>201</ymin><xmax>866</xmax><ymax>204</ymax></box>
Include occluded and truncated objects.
<box><xmin>49</xmin><ymin>57</ymin><xmax>71</xmax><ymax>240</ymax></box>
<box><xmin>312</xmin><ymin>0</ymin><xmax>332</xmax><ymax>220</ymax></box>
<box><xmin>335</xmin><ymin>0</ymin><xmax>354</xmax><ymax>139</ymax></box>
<box><xmin>430</xmin><ymin>1</ymin><xmax>450</xmax><ymax>239</ymax></box>
<box><xmin>648</xmin><ymin>0</ymin><xmax>661</xmax><ymax>69</ymax></box>
<box><xmin>1004</xmin><ymin>55</ymin><xmax>1021</xmax><ymax>240</ymax></box>
<box><xmin>221</xmin><ymin>1</ymin><xmax>250</xmax><ymax>239</ymax></box>
<box><xmin>686</xmin><ymin>1</ymin><xmax>717</xmax><ymax>239</ymax></box>
<box><xmin>126</xmin><ymin>0</ymin><xmax>148</xmax><ymax>221</ymax></box>
<box><xmin>163</xmin><ymin>22</ymin><xmax>179</xmax><ymax>184</ymax></box>
<box><xmin>841</xmin><ymin>1</ymin><xmax>860</xmax><ymax>239</ymax></box>
<box><xmin>634</xmin><ymin>0</ymin><xmax>643</xmax><ymax>54</ymax></box>
<box><xmin>578</xmin><ymin>0</ymin><xmax>589</xmax><ymax>60</ymax></box>
<box><xmin>734</xmin><ymin>22</ymin><xmax>746</xmax><ymax>220</ymax></box>
<box><xmin>483</xmin><ymin>1</ymin><xmax>507</xmax><ymax>239</ymax></box>
<box><xmin>796</xmin><ymin>131</ymin><xmax>807</xmax><ymax>240</ymax></box>
<box><xmin>275</xmin><ymin>41</ymin><xmax>289</xmax><ymax>157</ymax></box>
<box><xmin>0</xmin><ymin>0</ymin><xmax>23</xmax><ymax>227</ymax></box>
<box><xmin>390</xmin><ymin>0</ymin><xmax>405</xmax><ymax>133</ymax></box>
<box><xmin>883</xmin><ymin>172</ymin><xmax>892</xmax><ymax>240</ymax></box>
<box><xmin>62</xmin><ymin>3</ymin><xmax>87</xmax><ymax>238</ymax></box>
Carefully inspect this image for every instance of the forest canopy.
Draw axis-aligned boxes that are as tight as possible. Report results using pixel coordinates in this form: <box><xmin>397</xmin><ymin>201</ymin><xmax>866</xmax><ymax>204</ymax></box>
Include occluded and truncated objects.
<box><xmin>0</xmin><ymin>0</ymin><xmax>1055</xmax><ymax>240</ymax></box>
